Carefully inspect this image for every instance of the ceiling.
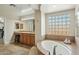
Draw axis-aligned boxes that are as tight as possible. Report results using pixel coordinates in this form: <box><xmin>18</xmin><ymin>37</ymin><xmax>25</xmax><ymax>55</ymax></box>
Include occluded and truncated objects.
<box><xmin>0</xmin><ymin>4</ymin><xmax>77</xmax><ymax>19</ymax></box>
<box><xmin>0</xmin><ymin>4</ymin><xmax>35</xmax><ymax>19</ymax></box>
<box><xmin>15</xmin><ymin>4</ymin><xmax>34</xmax><ymax>16</ymax></box>
<box><xmin>15</xmin><ymin>4</ymin><xmax>31</xmax><ymax>10</ymax></box>
<box><xmin>42</xmin><ymin>4</ymin><xmax>76</xmax><ymax>13</ymax></box>
<box><xmin>15</xmin><ymin>4</ymin><xmax>76</xmax><ymax>16</ymax></box>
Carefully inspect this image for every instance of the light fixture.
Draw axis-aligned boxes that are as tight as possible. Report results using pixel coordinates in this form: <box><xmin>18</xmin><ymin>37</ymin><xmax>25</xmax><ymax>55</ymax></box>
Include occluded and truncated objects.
<box><xmin>21</xmin><ymin>8</ymin><xmax>33</xmax><ymax>13</ymax></box>
<box><xmin>21</xmin><ymin>17</ymin><xmax>34</xmax><ymax>21</ymax></box>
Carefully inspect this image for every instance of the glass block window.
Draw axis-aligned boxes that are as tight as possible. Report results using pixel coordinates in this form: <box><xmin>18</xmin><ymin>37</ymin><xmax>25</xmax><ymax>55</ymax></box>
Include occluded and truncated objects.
<box><xmin>48</xmin><ymin>14</ymin><xmax>70</xmax><ymax>35</ymax></box>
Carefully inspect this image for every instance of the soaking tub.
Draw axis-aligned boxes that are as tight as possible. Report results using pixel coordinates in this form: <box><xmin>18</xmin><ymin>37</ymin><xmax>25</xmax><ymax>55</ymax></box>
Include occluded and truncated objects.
<box><xmin>37</xmin><ymin>40</ymin><xmax>71</xmax><ymax>55</ymax></box>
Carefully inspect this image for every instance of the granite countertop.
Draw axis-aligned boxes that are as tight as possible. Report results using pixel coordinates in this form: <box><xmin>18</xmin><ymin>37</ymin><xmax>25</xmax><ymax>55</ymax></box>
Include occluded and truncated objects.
<box><xmin>14</xmin><ymin>31</ymin><xmax>35</xmax><ymax>34</ymax></box>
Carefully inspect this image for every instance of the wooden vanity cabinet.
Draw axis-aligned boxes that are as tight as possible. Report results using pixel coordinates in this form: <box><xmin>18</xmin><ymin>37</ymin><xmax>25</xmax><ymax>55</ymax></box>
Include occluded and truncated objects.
<box><xmin>20</xmin><ymin>33</ymin><xmax>35</xmax><ymax>46</ymax></box>
<box><xmin>29</xmin><ymin>34</ymin><xmax>35</xmax><ymax>45</ymax></box>
<box><xmin>20</xmin><ymin>33</ymin><xmax>24</xmax><ymax>44</ymax></box>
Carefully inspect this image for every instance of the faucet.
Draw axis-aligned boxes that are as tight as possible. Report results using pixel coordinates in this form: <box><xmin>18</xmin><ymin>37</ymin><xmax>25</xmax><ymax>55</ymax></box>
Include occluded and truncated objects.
<box><xmin>48</xmin><ymin>51</ymin><xmax>50</xmax><ymax>55</ymax></box>
<box><xmin>48</xmin><ymin>45</ymin><xmax>57</xmax><ymax>55</ymax></box>
<box><xmin>53</xmin><ymin>45</ymin><xmax>57</xmax><ymax>55</ymax></box>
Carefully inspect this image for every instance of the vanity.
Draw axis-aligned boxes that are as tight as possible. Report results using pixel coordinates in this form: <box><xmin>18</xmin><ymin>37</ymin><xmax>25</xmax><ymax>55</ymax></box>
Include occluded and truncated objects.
<box><xmin>14</xmin><ymin>31</ymin><xmax>35</xmax><ymax>46</ymax></box>
<box><xmin>14</xmin><ymin>18</ymin><xmax>35</xmax><ymax>46</ymax></box>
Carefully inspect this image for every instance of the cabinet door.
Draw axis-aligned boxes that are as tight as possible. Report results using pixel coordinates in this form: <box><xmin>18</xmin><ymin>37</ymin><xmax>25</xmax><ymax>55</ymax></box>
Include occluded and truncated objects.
<box><xmin>27</xmin><ymin>34</ymin><xmax>31</xmax><ymax>45</ymax></box>
<box><xmin>20</xmin><ymin>33</ymin><xmax>35</xmax><ymax>46</ymax></box>
<box><xmin>30</xmin><ymin>34</ymin><xmax>35</xmax><ymax>46</ymax></box>
<box><xmin>20</xmin><ymin>33</ymin><xmax>24</xmax><ymax>44</ymax></box>
<box><xmin>23</xmin><ymin>33</ymin><xmax>28</xmax><ymax>44</ymax></box>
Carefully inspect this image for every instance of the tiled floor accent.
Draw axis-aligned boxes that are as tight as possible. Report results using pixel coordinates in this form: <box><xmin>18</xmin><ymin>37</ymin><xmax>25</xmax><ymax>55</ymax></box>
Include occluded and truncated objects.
<box><xmin>0</xmin><ymin>44</ymin><xmax>30</xmax><ymax>55</ymax></box>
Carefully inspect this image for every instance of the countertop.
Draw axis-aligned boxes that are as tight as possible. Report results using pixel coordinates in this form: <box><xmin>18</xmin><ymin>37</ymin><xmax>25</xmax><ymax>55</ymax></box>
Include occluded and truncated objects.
<box><xmin>14</xmin><ymin>31</ymin><xmax>35</xmax><ymax>34</ymax></box>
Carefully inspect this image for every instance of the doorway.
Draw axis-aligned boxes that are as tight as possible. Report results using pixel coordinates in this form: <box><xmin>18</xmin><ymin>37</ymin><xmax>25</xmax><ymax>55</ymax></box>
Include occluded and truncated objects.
<box><xmin>0</xmin><ymin>17</ymin><xmax>4</xmax><ymax>44</ymax></box>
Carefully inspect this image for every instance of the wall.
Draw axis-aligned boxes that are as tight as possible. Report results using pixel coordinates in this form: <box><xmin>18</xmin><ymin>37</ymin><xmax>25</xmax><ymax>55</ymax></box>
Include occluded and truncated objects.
<box><xmin>0</xmin><ymin>5</ymin><xmax>18</xmax><ymax>20</ymax></box>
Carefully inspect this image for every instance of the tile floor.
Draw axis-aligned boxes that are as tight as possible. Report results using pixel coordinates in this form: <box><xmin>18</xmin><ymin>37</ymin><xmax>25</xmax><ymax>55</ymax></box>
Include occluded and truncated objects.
<box><xmin>0</xmin><ymin>39</ymin><xmax>3</xmax><ymax>44</ymax></box>
<box><xmin>0</xmin><ymin>44</ymin><xmax>30</xmax><ymax>55</ymax></box>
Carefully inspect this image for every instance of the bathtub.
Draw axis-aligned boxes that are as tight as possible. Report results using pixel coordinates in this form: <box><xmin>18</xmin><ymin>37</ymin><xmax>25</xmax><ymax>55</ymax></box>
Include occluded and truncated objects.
<box><xmin>37</xmin><ymin>40</ymin><xmax>71</xmax><ymax>55</ymax></box>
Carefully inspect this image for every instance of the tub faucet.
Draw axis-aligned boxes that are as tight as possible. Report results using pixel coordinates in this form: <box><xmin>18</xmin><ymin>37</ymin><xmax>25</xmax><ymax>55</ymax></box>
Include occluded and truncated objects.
<box><xmin>53</xmin><ymin>45</ymin><xmax>57</xmax><ymax>55</ymax></box>
<box><xmin>48</xmin><ymin>51</ymin><xmax>50</xmax><ymax>55</ymax></box>
<box><xmin>48</xmin><ymin>45</ymin><xmax>57</xmax><ymax>55</ymax></box>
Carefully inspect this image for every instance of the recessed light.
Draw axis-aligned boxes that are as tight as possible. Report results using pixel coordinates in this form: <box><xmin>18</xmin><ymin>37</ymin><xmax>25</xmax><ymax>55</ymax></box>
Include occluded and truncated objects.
<box><xmin>21</xmin><ymin>8</ymin><xmax>33</xmax><ymax>13</ymax></box>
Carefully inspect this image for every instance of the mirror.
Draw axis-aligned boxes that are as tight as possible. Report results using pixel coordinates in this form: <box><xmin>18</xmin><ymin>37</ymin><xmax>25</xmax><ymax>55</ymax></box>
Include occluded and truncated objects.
<box><xmin>15</xmin><ymin>23</ymin><xmax>19</xmax><ymax>29</ymax></box>
<box><xmin>20</xmin><ymin>24</ymin><xmax>23</xmax><ymax>29</ymax></box>
<box><xmin>23</xmin><ymin>19</ymin><xmax>35</xmax><ymax>32</ymax></box>
<box><xmin>15</xmin><ymin>22</ymin><xmax>23</xmax><ymax>29</ymax></box>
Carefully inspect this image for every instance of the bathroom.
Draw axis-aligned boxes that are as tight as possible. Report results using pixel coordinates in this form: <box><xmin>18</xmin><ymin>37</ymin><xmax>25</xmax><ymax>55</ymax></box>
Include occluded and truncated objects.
<box><xmin>13</xmin><ymin>4</ymin><xmax>79</xmax><ymax>55</ymax></box>
<box><xmin>0</xmin><ymin>4</ymin><xmax>79</xmax><ymax>55</ymax></box>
